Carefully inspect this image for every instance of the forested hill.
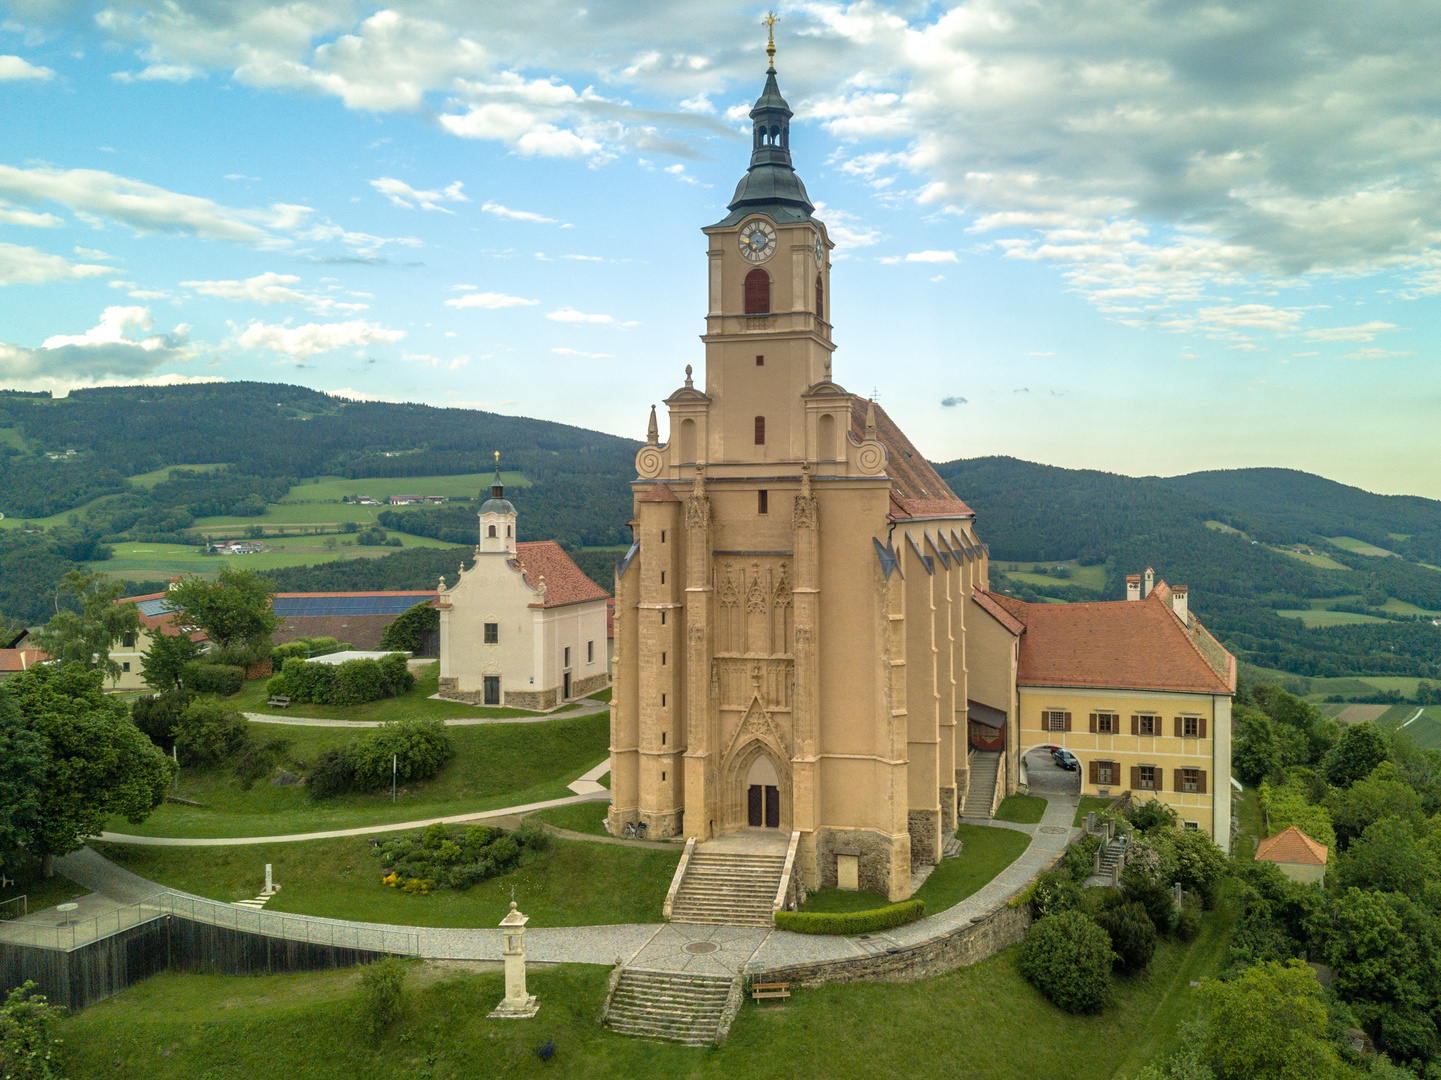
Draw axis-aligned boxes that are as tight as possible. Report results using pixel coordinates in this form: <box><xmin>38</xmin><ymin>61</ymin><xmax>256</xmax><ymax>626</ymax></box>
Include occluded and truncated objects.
<box><xmin>935</xmin><ymin>456</ymin><xmax>1441</xmax><ymax>683</ymax></box>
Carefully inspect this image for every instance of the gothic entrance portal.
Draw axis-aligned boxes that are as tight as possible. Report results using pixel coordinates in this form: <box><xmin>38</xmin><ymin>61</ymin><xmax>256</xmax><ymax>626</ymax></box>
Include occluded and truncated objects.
<box><xmin>745</xmin><ymin>756</ymin><xmax>781</xmax><ymax>828</ymax></box>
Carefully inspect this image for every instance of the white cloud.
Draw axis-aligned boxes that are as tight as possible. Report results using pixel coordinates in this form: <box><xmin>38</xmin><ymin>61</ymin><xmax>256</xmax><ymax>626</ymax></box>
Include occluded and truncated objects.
<box><xmin>0</xmin><ymin>200</ymin><xmax>61</xmax><ymax>227</ymax></box>
<box><xmin>546</xmin><ymin>307</ymin><xmax>633</xmax><ymax>325</ymax></box>
<box><xmin>444</xmin><ymin>292</ymin><xmax>538</xmax><ymax>309</ymax></box>
<box><xmin>0</xmin><ymin>243</ymin><xmax>111</xmax><ymax>286</ymax></box>
<box><xmin>0</xmin><ymin>164</ymin><xmax>307</xmax><ymax>245</ymax></box>
<box><xmin>1195</xmin><ymin>305</ymin><xmax>1305</xmax><ymax>333</ymax></box>
<box><xmin>1343</xmin><ymin>347</ymin><xmax>1413</xmax><ymax>360</ymax></box>
<box><xmin>113</xmin><ymin>63</ymin><xmax>201</xmax><ymax>83</ymax></box>
<box><xmin>551</xmin><ymin>347</ymin><xmax>613</xmax><ymax>358</ymax></box>
<box><xmin>182</xmin><ymin>271</ymin><xmax>368</xmax><ymax>313</ymax></box>
<box><xmin>481</xmin><ymin>201</ymin><xmax>559</xmax><ymax>224</ymax></box>
<box><xmin>296</xmin><ymin>223</ymin><xmax>421</xmax><ymax>257</ymax></box>
<box><xmin>0</xmin><ymin>306</ymin><xmax>197</xmax><ymax>392</ymax></box>
<box><xmin>234</xmin><ymin>319</ymin><xmax>405</xmax><ymax>361</ymax></box>
<box><xmin>370</xmin><ymin>177</ymin><xmax>468</xmax><ymax>212</ymax></box>
<box><xmin>0</xmin><ymin>55</ymin><xmax>53</xmax><ymax>81</ymax></box>
<box><xmin>1304</xmin><ymin>321</ymin><xmax>1396</xmax><ymax>342</ymax></box>
<box><xmin>449</xmin><ymin>355</ymin><xmax>470</xmax><ymax>370</ymax></box>
<box><xmin>880</xmin><ymin>249</ymin><xmax>958</xmax><ymax>264</ymax></box>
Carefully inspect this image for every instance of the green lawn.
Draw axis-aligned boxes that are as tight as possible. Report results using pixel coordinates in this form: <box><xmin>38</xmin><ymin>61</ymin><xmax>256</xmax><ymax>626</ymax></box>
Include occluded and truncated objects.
<box><xmin>1379</xmin><ymin>597</ymin><xmax>1441</xmax><ymax>616</ymax></box>
<box><xmin>994</xmin><ymin>794</ymin><xmax>1047</xmax><ymax>824</ymax></box>
<box><xmin>57</xmin><ymin>902</ymin><xmax>1232</xmax><ymax>1080</ymax></box>
<box><xmin>995</xmin><ymin>561</ymin><xmax>1106</xmax><ymax>592</ymax></box>
<box><xmin>1272</xmin><ymin>546</ymin><xmax>1351</xmax><ymax>571</ymax></box>
<box><xmin>1378</xmin><ymin>704</ymin><xmax>1441</xmax><ymax>750</ymax></box>
<box><xmin>88</xmin><ymin>532</ymin><xmax>465</xmax><ymax>578</ymax></box>
<box><xmin>280</xmin><ymin>472</ymin><xmax>528</xmax><ymax>504</ymax></box>
<box><xmin>526</xmin><ymin>802</ymin><xmax>613</xmax><ymax>837</ymax></box>
<box><xmin>800</xmin><ymin>823</ymin><xmax>1030</xmax><ymax>918</ymax></box>
<box><xmin>1232</xmin><ymin>784</ymin><xmax>1264</xmax><ymax>860</ymax></box>
<box><xmin>92</xmin><ymin>831</ymin><xmax>676</xmax><ymax>928</ymax></box>
<box><xmin>229</xmin><ymin>663</ymin><xmax>538</xmax><ymax>722</ymax></box>
<box><xmin>0</xmin><ymin>870</ymin><xmax>87</xmax><ymax>914</ymax></box>
<box><xmin>114</xmin><ymin>711</ymin><xmax>609</xmax><ymax>838</ymax></box>
<box><xmin>1073</xmin><ymin>796</ymin><xmax>1114</xmax><ymax>828</ymax></box>
<box><xmin>1274</xmin><ymin>609</ymin><xmax>1390</xmax><ymax>627</ymax></box>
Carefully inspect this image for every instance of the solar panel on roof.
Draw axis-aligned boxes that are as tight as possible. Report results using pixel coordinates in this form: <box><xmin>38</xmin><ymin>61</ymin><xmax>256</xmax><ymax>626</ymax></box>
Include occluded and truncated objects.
<box><xmin>271</xmin><ymin>596</ymin><xmax>427</xmax><ymax>618</ymax></box>
<box><xmin>137</xmin><ymin>598</ymin><xmax>175</xmax><ymax>617</ymax></box>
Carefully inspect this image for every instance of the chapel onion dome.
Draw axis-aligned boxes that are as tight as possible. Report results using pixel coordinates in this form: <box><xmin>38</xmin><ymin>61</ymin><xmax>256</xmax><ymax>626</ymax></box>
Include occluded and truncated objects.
<box><xmin>714</xmin><ymin>51</ymin><xmax>815</xmax><ymax>227</ymax></box>
<box><xmin>480</xmin><ymin>453</ymin><xmax>515</xmax><ymax>515</ymax></box>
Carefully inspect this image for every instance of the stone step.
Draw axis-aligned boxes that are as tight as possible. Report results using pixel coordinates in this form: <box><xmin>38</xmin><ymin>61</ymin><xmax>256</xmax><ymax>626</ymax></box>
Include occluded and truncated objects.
<box><xmin>602</xmin><ymin>969</ymin><xmax>735</xmax><ymax>1045</ymax></box>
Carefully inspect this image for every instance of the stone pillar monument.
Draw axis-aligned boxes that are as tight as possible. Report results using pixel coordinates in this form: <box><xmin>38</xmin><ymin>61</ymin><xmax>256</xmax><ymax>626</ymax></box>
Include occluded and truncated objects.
<box><xmin>488</xmin><ymin>901</ymin><xmax>539</xmax><ymax>1018</ymax></box>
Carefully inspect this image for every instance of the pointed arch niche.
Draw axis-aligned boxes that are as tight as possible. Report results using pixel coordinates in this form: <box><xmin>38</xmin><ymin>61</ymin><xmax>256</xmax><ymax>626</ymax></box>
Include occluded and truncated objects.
<box><xmin>721</xmin><ymin>698</ymin><xmax>792</xmax><ymax>832</ymax></box>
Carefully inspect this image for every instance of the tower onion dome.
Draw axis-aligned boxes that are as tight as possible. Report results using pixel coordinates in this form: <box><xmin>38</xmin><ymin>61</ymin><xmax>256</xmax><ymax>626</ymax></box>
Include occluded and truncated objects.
<box><xmin>480</xmin><ymin>452</ymin><xmax>515</xmax><ymax>515</ymax></box>
<box><xmin>715</xmin><ymin>55</ymin><xmax>814</xmax><ymax>226</ymax></box>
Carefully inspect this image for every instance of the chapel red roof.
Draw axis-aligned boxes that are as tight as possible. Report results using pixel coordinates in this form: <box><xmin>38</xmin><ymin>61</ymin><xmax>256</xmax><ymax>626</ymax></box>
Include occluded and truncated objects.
<box><xmin>1255</xmin><ymin>826</ymin><xmax>1329</xmax><ymax>867</ymax></box>
<box><xmin>0</xmin><ymin>649</ymin><xmax>49</xmax><ymax>672</ymax></box>
<box><xmin>513</xmin><ymin>541</ymin><xmax>612</xmax><ymax>609</ymax></box>
<box><xmin>848</xmin><ymin>395</ymin><xmax>973</xmax><ymax>521</ymax></box>
<box><xmin>987</xmin><ymin>585</ymin><xmax>1235</xmax><ymax>695</ymax></box>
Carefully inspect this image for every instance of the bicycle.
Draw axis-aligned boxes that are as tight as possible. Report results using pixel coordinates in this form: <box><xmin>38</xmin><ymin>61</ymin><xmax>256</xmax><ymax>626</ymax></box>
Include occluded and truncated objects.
<box><xmin>622</xmin><ymin>821</ymin><xmax>649</xmax><ymax>840</ymax></box>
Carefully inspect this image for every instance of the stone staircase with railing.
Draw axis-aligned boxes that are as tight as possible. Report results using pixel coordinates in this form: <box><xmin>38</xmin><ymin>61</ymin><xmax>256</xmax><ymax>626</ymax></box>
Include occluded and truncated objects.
<box><xmin>960</xmin><ymin>751</ymin><xmax>1002</xmax><ymax>819</ymax></box>
<box><xmin>601</xmin><ymin>969</ymin><xmax>737</xmax><ymax>1044</ymax></box>
<box><xmin>667</xmin><ymin>850</ymin><xmax>787</xmax><ymax>927</ymax></box>
<box><xmin>1096</xmin><ymin>835</ymin><xmax>1128</xmax><ymax>882</ymax></box>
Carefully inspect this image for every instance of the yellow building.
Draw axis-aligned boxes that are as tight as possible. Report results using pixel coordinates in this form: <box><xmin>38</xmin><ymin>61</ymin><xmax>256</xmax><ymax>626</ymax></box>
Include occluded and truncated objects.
<box><xmin>609</xmin><ymin>52</ymin><xmax>1237</xmax><ymax>903</ymax></box>
<box><xmin>992</xmin><ymin>576</ymin><xmax>1235</xmax><ymax>847</ymax></box>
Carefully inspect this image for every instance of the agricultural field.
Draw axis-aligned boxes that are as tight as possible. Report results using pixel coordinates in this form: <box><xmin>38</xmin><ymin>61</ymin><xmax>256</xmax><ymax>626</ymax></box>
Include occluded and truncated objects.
<box><xmin>88</xmin><ymin>532</ymin><xmax>465</xmax><ymax>579</ymax></box>
<box><xmin>1378</xmin><ymin>703</ymin><xmax>1441</xmax><ymax>750</ymax></box>
<box><xmin>0</xmin><ymin>463</ymin><xmax>229</xmax><ymax>531</ymax></box>
<box><xmin>994</xmin><ymin>560</ymin><xmax>1107</xmax><ymax>592</ymax></box>
<box><xmin>1273</xmin><ymin>546</ymin><xmax>1351</xmax><ymax>571</ymax></box>
<box><xmin>1328</xmin><ymin>535</ymin><xmax>1398</xmax><ymax>557</ymax></box>
<box><xmin>279</xmin><ymin>472</ymin><xmax>528</xmax><ymax>505</ymax></box>
<box><xmin>1273</xmin><ymin>609</ymin><xmax>1390</xmax><ymax>627</ymax></box>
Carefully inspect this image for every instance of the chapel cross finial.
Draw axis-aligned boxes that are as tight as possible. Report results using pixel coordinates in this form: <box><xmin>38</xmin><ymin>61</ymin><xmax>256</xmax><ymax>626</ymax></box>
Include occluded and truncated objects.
<box><xmin>764</xmin><ymin>11</ymin><xmax>778</xmax><ymax>67</ymax></box>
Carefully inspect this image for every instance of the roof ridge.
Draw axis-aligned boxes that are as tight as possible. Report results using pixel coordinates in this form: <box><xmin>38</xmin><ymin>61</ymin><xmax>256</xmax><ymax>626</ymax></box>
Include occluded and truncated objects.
<box><xmin>1149</xmin><ymin>584</ymin><xmax>1234</xmax><ymax>694</ymax></box>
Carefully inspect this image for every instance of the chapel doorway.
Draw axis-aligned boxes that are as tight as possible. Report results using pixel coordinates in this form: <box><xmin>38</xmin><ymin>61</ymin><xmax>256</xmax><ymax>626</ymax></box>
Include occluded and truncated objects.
<box><xmin>745</xmin><ymin>755</ymin><xmax>781</xmax><ymax>828</ymax></box>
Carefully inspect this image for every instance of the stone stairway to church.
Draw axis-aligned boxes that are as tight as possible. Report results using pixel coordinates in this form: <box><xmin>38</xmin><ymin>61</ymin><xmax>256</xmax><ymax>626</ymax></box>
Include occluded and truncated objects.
<box><xmin>961</xmin><ymin>751</ymin><xmax>1002</xmax><ymax>819</ymax></box>
<box><xmin>668</xmin><ymin>850</ymin><xmax>787</xmax><ymax>927</ymax></box>
<box><xmin>602</xmin><ymin>969</ymin><xmax>736</xmax><ymax>1045</ymax></box>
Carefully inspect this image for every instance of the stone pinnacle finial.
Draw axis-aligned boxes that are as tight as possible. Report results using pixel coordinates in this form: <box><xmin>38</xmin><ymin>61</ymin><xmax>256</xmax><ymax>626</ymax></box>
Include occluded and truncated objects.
<box><xmin>764</xmin><ymin>10</ymin><xmax>778</xmax><ymax>69</ymax></box>
<box><xmin>864</xmin><ymin>398</ymin><xmax>878</xmax><ymax>440</ymax></box>
<box><xmin>684</xmin><ymin>364</ymin><xmax>693</xmax><ymax>389</ymax></box>
<box><xmin>647</xmin><ymin>404</ymin><xmax>659</xmax><ymax>444</ymax></box>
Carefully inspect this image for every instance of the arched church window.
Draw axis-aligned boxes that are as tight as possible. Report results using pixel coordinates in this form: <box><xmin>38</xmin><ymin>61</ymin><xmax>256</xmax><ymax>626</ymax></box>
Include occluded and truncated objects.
<box><xmin>815</xmin><ymin>274</ymin><xmax>824</xmax><ymax>318</ymax></box>
<box><xmin>744</xmin><ymin>269</ymin><xmax>770</xmax><ymax>314</ymax></box>
<box><xmin>506</xmin><ymin>525</ymin><xmax>511</xmax><ymax>537</ymax></box>
<box><xmin>488</xmin><ymin>525</ymin><xmax>497</xmax><ymax>538</ymax></box>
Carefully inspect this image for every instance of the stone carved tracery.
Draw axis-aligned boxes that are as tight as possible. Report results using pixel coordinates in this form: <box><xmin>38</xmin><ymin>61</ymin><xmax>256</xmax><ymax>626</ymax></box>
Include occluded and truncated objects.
<box><xmin>716</xmin><ymin>559</ymin><xmax>795</xmax><ymax>656</ymax></box>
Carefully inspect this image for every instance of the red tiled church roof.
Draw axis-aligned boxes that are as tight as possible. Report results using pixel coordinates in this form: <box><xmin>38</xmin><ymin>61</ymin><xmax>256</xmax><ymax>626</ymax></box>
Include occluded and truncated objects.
<box><xmin>1255</xmin><ymin>825</ymin><xmax>1329</xmax><ymax>867</ymax></box>
<box><xmin>973</xmin><ymin>591</ymin><xmax>1025</xmax><ymax>636</ymax></box>
<box><xmin>513</xmin><ymin>541</ymin><xmax>612</xmax><ymax>609</ymax></box>
<box><xmin>638</xmin><ymin>482</ymin><xmax>681</xmax><ymax>503</ymax></box>
<box><xmin>987</xmin><ymin>585</ymin><xmax>1235</xmax><ymax>695</ymax></box>
<box><xmin>848</xmin><ymin>396</ymin><xmax>973</xmax><ymax>521</ymax></box>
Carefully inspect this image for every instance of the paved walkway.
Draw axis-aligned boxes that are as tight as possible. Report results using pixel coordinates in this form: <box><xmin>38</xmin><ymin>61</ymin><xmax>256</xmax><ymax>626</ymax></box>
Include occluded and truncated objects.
<box><xmin>245</xmin><ymin>697</ymin><xmax>609</xmax><ymax>729</ymax></box>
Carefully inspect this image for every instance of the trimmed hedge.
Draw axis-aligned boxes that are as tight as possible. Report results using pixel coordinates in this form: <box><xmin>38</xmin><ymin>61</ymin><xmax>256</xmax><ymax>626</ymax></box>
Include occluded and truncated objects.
<box><xmin>774</xmin><ymin>899</ymin><xmax>924</xmax><ymax>935</ymax></box>
<box><xmin>179</xmin><ymin>661</ymin><xmax>245</xmax><ymax>696</ymax></box>
<box><xmin>274</xmin><ymin>653</ymin><xmax>413</xmax><ymax>706</ymax></box>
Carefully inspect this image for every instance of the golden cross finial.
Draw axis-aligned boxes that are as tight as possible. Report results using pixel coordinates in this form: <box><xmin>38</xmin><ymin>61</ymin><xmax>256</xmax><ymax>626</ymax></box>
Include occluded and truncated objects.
<box><xmin>764</xmin><ymin>11</ymin><xmax>778</xmax><ymax>66</ymax></box>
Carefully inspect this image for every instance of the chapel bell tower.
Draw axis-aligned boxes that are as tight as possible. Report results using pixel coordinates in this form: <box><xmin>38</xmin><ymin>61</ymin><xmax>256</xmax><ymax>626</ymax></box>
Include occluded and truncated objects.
<box><xmin>478</xmin><ymin>451</ymin><xmax>517</xmax><ymax>555</ymax></box>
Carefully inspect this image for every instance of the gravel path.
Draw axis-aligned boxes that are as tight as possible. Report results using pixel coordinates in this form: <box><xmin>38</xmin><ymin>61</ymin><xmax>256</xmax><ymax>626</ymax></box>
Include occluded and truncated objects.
<box><xmin>245</xmin><ymin>697</ymin><xmax>609</xmax><ymax>729</ymax></box>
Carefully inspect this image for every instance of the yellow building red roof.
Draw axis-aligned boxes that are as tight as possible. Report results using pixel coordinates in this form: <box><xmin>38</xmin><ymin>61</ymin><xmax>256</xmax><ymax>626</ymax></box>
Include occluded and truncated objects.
<box><xmin>988</xmin><ymin>585</ymin><xmax>1235</xmax><ymax>695</ymax></box>
<box><xmin>1255</xmin><ymin>825</ymin><xmax>1329</xmax><ymax>867</ymax></box>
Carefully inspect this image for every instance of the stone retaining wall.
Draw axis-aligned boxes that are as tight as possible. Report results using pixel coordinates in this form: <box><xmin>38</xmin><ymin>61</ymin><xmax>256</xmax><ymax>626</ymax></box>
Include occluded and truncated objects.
<box><xmin>754</xmin><ymin>845</ymin><xmax>1068</xmax><ymax>987</ymax></box>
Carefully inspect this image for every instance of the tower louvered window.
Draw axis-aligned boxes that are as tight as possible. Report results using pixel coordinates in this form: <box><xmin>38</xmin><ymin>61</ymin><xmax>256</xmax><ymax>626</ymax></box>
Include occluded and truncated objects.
<box><xmin>744</xmin><ymin>269</ymin><xmax>771</xmax><ymax>314</ymax></box>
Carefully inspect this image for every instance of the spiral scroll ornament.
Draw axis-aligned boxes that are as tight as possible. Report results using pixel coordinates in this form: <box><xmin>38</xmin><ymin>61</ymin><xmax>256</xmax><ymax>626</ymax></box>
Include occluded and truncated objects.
<box><xmin>856</xmin><ymin>441</ymin><xmax>886</xmax><ymax>474</ymax></box>
<box><xmin>635</xmin><ymin>445</ymin><xmax>665</xmax><ymax>478</ymax></box>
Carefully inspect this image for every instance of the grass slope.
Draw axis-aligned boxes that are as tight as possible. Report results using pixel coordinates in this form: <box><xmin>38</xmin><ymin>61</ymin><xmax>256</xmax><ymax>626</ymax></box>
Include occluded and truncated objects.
<box><xmin>1274</xmin><ymin>609</ymin><xmax>1390</xmax><ymax>627</ymax></box>
<box><xmin>117</xmin><ymin>710</ymin><xmax>608</xmax><ymax>838</ymax></box>
<box><xmin>89</xmin><ymin>533</ymin><xmax>464</xmax><ymax>579</ymax></box>
<box><xmin>58</xmin><ymin>903</ymin><xmax>1231</xmax><ymax>1080</ymax></box>
<box><xmin>93</xmin><ymin>833</ymin><xmax>674</xmax><ymax>928</ymax></box>
<box><xmin>228</xmin><ymin>664</ymin><xmax>537</xmax><ymax>722</ymax></box>
<box><xmin>526</xmin><ymin>803</ymin><xmax>612</xmax><ymax>836</ymax></box>
<box><xmin>279</xmin><ymin>472</ymin><xmax>528</xmax><ymax>503</ymax></box>
<box><xmin>1379</xmin><ymin>704</ymin><xmax>1441</xmax><ymax>750</ymax></box>
<box><xmin>994</xmin><ymin>794</ymin><xmax>1048</xmax><ymax>824</ymax></box>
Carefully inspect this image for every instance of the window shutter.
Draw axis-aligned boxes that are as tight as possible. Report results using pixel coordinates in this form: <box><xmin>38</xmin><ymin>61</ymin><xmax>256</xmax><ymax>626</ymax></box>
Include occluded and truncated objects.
<box><xmin>1064</xmin><ymin>712</ymin><xmax>1072</xmax><ymax>732</ymax></box>
<box><xmin>1088</xmin><ymin>760</ymin><xmax>1098</xmax><ymax>785</ymax></box>
<box><xmin>1174</xmin><ymin>716</ymin><xmax>1183</xmax><ymax>738</ymax></box>
<box><xmin>1198</xmin><ymin>717</ymin><xmax>1207</xmax><ymax>739</ymax></box>
<box><xmin>1129</xmin><ymin>766</ymin><xmax>1140</xmax><ymax>790</ymax></box>
<box><xmin>1130</xmin><ymin>714</ymin><xmax>1138</xmax><ymax>735</ymax></box>
<box><xmin>1197</xmin><ymin>770</ymin><xmax>1207</xmax><ymax>795</ymax></box>
<box><xmin>1089</xmin><ymin>712</ymin><xmax>1098</xmax><ymax>733</ymax></box>
<box><xmin>744</xmin><ymin>268</ymin><xmax>771</xmax><ymax>314</ymax></box>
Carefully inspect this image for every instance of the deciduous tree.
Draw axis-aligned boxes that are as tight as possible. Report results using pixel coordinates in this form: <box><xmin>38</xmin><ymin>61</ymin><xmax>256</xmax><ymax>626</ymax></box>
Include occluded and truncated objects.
<box><xmin>139</xmin><ymin>627</ymin><xmax>203</xmax><ymax>691</ymax></box>
<box><xmin>167</xmin><ymin>567</ymin><xmax>278</xmax><ymax>651</ymax></box>
<box><xmin>31</xmin><ymin>570</ymin><xmax>140</xmax><ymax>683</ymax></box>
<box><xmin>1199</xmin><ymin>960</ymin><xmax>1340</xmax><ymax>1080</ymax></box>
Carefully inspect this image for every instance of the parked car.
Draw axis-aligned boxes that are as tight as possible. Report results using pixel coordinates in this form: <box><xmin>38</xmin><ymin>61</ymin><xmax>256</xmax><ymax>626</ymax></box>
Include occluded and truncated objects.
<box><xmin>1052</xmin><ymin>748</ymin><xmax>1079</xmax><ymax>771</ymax></box>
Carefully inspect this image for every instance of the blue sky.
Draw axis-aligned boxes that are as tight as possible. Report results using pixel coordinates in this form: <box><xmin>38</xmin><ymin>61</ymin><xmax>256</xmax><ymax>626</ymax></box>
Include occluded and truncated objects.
<box><xmin>2</xmin><ymin>1</ymin><xmax>1439</xmax><ymax>497</ymax></box>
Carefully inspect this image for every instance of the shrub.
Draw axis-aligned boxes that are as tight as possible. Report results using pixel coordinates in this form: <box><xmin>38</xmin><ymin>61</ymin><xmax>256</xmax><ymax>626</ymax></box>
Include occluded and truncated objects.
<box><xmin>330</xmin><ymin>657</ymin><xmax>386</xmax><ymax>706</ymax></box>
<box><xmin>1095</xmin><ymin>899</ymin><xmax>1157</xmax><ymax>973</ymax></box>
<box><xmin>357</xmin><ymin>958</ymin><xmax>406</xmax><ymax>1043</ymax></box>
<box><xmin>173</xmin><ymin>701</ymin><xmax>250</xmax><ymax>765</ymax></box>
<box><xmin>1018</xmin><ymin>911</ymin><xmax>1115</xmax><ymax>1014</ymax></box>
<box><xmin>179</xmin><ymin>661</ymin><xmax>245</xmax><ymax>696</ymax></box>
<box><xmin>308</xmin><ymin>747</ymin><xmax>358</xmax><ymax>799</ymax></box>
<box><xmin>1061</xmin><ymin>834</ymin><xmax>1101</xmax><ymax>882</ymax></box>
<box><xmin>370</xmin><ymin>825</ymin><xmax>544</xmax><ymax>893</ymax></box>
<box><xmin>1122</xmin><ymin>870</ymin><xmax>1177</xmax><ymax>936</ymax></box>
<box><xmin>1168</xmin><ymin>828</ymin><xmax>1228</xmax><ymax>908</ymax></box>
<box><xmin>205</xmin><ymin>642</ymin><xmax>268</xmax><ymax>669</ymax></box>
<box><xmin>514</xmin><ymin>823</ymin><xmax>550</xmax><ymax>854</ymax></box>
<box><xmin>265</xmin><ymin>673</ymin><xmax>288</xmax><ymax>698</ymax></box>
<box><xmin>1128</xmin><ymin>798</ymin><xmax>1177</xmax><ymax>833</ymax></box>
<box><xmin>350</xmin><ymin>720</ymin><xmax>454</xmax><ymax>792</ymax></box>
<box><xmin>281</xmin><ymin>656</ymin><xmax>334</xmax><ymax>705</ymax></box>
<box><xmin>1031</xmin><ymin>868</ymin><xmax>1083</xmax><ymax>919</ymax></box>
<box><xmin>131</xmin><ymin>689</ymin><xmax>194</xmax><ymax>749</ymax></box>
<box><xmin>380</xmin><ymin>602</ymin><xmax>439</xmax><ymax>654</ymax></box>
<box><xmin>379</xmin><ymin>652</ymin><xmax>414</xmax><ymax>696</ymax></box>
<box><xmin>1175</xmin><ymin>892</ymin><xmax>1204</xmax><ymax>942</ymax></box>
<box><xmin>0</xmin><ymin>981</ymin><xmax>66</xmax><ymax>1080</ymax></box>
<box><xmin>774</xmin><ymin>900</ymin><xmax>925</xmax><ymax>935</ymax></box>
<box><xmin>272</xmin><ymin>637</ymin><xmax>349</xmax><ymax>664</ymax></box>
<box><xmin>232</xmin><ymin>736</ymin><xmax>290</xmax><ymax>791</ymax></box>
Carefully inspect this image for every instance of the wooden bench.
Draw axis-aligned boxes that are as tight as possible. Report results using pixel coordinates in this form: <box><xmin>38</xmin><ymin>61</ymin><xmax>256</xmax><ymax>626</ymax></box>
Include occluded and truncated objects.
<box><xmin>751</xmin><ymin>981</ymin><xmax>791</xmax><ymax>1003</ymax></box>
<box><xmin>267</xmin><ymin>696</ymin><xmax>292</xmax><ymax>709</ymax></box>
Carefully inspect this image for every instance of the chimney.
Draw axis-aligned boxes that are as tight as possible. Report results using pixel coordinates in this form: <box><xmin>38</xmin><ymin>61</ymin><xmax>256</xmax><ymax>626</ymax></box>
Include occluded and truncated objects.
<box><xmin>1126</xmin><ymin>574</ymin><xmax>1142</xmax><ymax>601</ymax></box>
<box><xmin>1172</xmin><ymin>585</ymin><xmax>1188</xmax><ymax>622</ymax></box>
<box><xmin>1144</xmin><ymin>567</ymin><xmax>1155</xmax><ymax>598</ymax></box>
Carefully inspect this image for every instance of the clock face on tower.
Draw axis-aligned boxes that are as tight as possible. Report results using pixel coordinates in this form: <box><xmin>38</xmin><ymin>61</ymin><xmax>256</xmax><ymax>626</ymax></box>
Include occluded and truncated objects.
<box><xmin>738</xmin><ymin>219</ymin><xmax>777</xmax><ymax>262</ymax></box>
<box><xmin>814</xmin><ymin>232</ymin><xmax>825</xmax><ymax>266</ymax></box>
